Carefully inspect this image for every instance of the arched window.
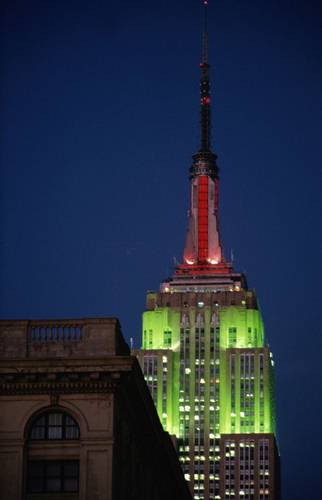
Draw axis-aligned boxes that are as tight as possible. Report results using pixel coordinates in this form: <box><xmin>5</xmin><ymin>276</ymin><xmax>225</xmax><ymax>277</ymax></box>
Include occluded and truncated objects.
<box><xmin>30</xmin><ymin>410</ymin><xmax>80</xmax><ymax>440</ymax></box>
<box><xmin>26</xmin><ymin>410</ymin><xmax>80</xmax><ymax>496</ymax></box>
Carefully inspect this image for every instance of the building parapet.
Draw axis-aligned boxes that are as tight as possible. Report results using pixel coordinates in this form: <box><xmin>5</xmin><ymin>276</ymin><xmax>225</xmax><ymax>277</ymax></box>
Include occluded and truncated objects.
<box><xmin>0</xmin><ymin>318</ymin><xmax>130</xmax><ymax>359</ymax></box>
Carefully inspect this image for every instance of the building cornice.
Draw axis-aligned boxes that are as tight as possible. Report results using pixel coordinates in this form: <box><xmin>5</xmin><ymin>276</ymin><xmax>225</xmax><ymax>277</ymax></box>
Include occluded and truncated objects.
<box><xmin>0</xmin><ymin>356</ymin><xmax>137</xmax><ymax>396</ymax></box>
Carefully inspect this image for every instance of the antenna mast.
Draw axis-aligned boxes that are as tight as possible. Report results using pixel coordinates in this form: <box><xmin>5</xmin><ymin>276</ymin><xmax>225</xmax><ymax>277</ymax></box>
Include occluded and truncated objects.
<box><xmin>199</xmin><ymin>0</ymin><xmax>212</xmax><ymax>152</ymax></box>
<box><xmin>202</xmin><ymin>0</ymin><xmax>208</xmax><ymax>64</ymax></box>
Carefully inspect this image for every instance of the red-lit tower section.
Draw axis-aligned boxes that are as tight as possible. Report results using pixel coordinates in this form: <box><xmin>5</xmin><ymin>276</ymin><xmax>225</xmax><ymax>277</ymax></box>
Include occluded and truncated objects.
<box><xmin>163</xmin><ymin>0</ymin><xmax>245</xmax><ymax>292</ymax></box>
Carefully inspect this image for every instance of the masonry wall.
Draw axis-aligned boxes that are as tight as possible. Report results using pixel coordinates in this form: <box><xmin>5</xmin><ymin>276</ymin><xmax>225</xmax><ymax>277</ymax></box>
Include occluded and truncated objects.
<box><xmin>0</xmin><ymin>318</ymin><xmax>191</xmax><ymax>500</ymax></box>
<box><xmin>0</xmin><ymin>377</ymin><xmax>115</xmax><ymax>499</ymax></box>
<box><xmin>0</xmin><ymin>318</ymin><xmax>129</xmax><ymax>359</ymax></box>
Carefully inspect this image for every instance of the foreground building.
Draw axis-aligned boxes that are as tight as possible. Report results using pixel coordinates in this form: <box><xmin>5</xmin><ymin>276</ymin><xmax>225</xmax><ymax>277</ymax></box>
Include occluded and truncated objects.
<box><xmin>135</xmin><ymin>2</ymin><xmax>280</xmax><ymax>499</ymax></box>
<box><xmin>0</xmin><ymin>318</ymin><xmax>192</xmax><ymax>500</ymax></box>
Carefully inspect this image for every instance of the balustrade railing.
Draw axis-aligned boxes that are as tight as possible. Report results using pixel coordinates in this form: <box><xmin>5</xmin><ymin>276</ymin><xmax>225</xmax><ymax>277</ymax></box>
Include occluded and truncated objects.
<box><xmin>30</xmin><ymin>323</ymin><xmax>83</xmax><ymax>342</ymax></box>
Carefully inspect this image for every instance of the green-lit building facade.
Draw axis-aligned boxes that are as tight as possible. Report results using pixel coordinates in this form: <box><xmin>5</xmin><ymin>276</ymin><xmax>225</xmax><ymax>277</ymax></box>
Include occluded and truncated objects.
<box><xmin>135</xmin><ymin>3</ymin><xmax>279</xmax><ymax>499</ymax></box>
<box><xmin>135</xmin><ymin>286</ymin><xmax>279</xmax><ymax>499</ymax></box>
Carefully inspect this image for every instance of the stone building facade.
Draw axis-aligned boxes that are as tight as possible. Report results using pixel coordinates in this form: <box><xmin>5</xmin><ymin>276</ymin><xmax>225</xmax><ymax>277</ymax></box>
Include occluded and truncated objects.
<box><xmin>0</xmin><ymin>318</ymin><xmax>192</xmax><ymax>500</ymax></box>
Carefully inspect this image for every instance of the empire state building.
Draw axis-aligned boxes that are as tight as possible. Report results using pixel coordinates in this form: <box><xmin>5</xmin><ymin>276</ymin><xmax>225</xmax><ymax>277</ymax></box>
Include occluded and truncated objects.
<box><xmin>135</xmin><ymin>2</ymin><xmax>280</xmax><ymax>499</ymax></box>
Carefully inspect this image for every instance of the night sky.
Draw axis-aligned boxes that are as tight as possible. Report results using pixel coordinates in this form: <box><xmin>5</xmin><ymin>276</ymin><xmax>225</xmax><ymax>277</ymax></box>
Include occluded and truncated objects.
<box><xmin>1</xmin><ymin>1</ymin><xmax>322</xmax><ymax>498</ymax></box>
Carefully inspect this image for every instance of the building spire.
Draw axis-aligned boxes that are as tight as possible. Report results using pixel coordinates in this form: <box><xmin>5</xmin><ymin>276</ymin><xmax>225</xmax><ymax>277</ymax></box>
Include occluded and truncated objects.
<box><xmin>190</xmin><ymin>0</ymin><xmax>218</xmax><ymax>178</ymax></box>
<box><xmin>200</xmin><ymin>0</ymin><xmax>211</xmax><ymax>152</ymax></box>
<box><xmin>182</xmin><ymin>0</ymin><xmax>223</xmax><ymax>267</ymax></box>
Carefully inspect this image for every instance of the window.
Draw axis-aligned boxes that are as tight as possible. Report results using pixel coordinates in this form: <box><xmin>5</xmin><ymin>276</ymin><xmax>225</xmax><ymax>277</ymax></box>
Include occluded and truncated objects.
<box><xmin>26</xmin><ymin>410</ymin><xmax>81</xmax><ymax>499</ymax></box>
<box><xmin>30</xmin><ymin>411</ymin><xmax>80</xmax><ymax>440</ymax></box>
<box><xmin>164</xmin><ymin>330</ymin><xmax>172</xmax><ymax>347</ymax></box>
<box><xmin>28</xmin><ymin>460</ymin><xmax>79</xmax><ymax>493</ymax></box>
<box><xmin>228</xmin><ymin>327</ymin><xmax>237</xmax><ymax>347</ymax></box>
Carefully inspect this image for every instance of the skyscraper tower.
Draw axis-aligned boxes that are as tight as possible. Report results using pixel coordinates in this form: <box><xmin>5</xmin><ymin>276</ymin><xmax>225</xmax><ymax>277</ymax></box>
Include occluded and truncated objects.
<box><xmin>135</xmin><ymin>2</ymin><xmax>280</xmax><ymax>499</ymax></box>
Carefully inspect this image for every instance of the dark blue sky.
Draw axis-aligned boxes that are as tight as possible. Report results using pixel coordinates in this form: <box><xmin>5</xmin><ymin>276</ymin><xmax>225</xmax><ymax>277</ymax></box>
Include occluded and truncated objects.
<box><xmin>1</xmin><ymin>1</ymin><xmax>322</xmax><ymax>498</ymax></box>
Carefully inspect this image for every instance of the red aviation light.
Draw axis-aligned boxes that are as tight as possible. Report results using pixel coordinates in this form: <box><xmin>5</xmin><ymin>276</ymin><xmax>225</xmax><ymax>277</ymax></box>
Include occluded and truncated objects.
<box><xmin>201</xmin><ymin>97</ymin><xmax>211</xmax><ymax>105</ymax></box>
